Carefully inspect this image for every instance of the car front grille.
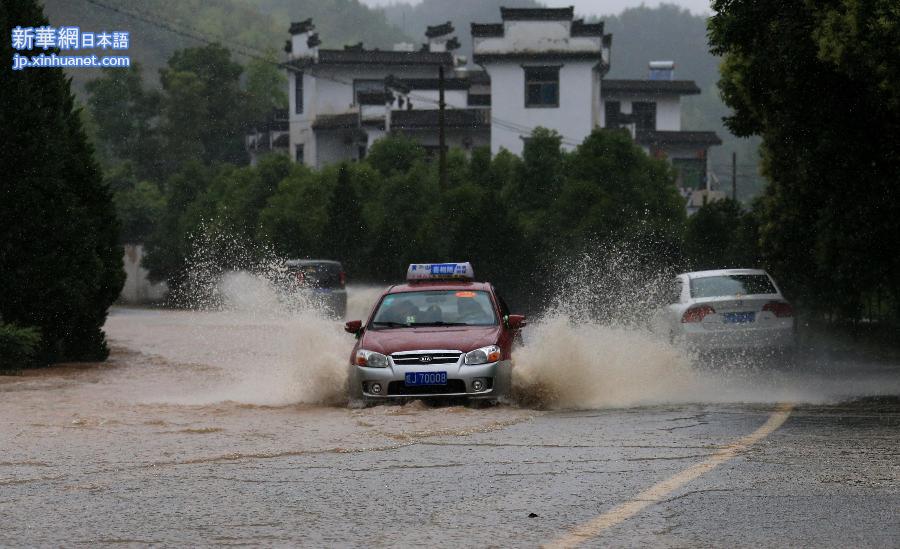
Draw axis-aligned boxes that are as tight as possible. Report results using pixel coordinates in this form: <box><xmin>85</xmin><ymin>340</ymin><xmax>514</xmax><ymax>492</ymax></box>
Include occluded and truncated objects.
<box><xmin>388</xmin><ymin>379</ymin><xmax>467</xmax><ymax>395</ymax></box>
<box><xmin>391</xmin><ymin>352</ymin><xmax>461</xmax><ymax>365</ymax></box>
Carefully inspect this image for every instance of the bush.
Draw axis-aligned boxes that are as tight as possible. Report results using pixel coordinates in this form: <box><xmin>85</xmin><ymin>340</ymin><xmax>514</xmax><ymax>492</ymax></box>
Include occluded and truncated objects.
<box><xmin>0</xmin><ymin>324</ymin><xmax>43</xmax><ymax>373</ymax></box>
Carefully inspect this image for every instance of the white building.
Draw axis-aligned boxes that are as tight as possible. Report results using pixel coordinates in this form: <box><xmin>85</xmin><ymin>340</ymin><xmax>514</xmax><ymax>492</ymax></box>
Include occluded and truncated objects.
<box><xmin>600</xmin><ymin>61</ymin><xmax>721</xmax><ymax>193</ymax></box>
<box><xmin>281</xmin><ymin>19</ymin><xmax>489</xmax><ymax>168</ymax></box>
<box><xmin>259</xmin><ymin>8</ymin><xmax>720</xmax><ymax>196</ymax></box>
<box><xmin>471</xmin><ymin>7</ymin><xmax>610</xmax><ymax>155</ymax></box>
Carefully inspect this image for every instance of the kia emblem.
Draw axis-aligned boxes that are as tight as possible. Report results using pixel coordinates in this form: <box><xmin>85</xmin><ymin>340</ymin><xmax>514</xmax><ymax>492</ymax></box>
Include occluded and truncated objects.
<box><xmin>419</xmin><ymin>355</ymin><xmax>432</xmax><ymax>363</ymax></box>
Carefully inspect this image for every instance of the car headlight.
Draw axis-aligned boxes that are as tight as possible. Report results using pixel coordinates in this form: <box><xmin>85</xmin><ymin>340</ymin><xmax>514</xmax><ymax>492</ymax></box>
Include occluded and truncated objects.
<box><xmin>356</xmin><ymin>349</ymin><xmax>389</xmax><ymax>368</ymax></box>
<box><xmin>464</xmin><ymin>345</ymin><xmax>501</xmax><ymax>365</ymax></box>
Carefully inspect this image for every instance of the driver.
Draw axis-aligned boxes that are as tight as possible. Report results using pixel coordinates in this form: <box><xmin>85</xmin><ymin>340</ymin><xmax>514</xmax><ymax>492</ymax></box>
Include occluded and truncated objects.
<box><xmin>456</xmin><ymin>297</ymin><xmax>489</xmax><ymax>323</ymax></box>
<box><xmin>383</xmin><ymin>299</ymin><xmax>420</xmax><ymax>324</ymax></box>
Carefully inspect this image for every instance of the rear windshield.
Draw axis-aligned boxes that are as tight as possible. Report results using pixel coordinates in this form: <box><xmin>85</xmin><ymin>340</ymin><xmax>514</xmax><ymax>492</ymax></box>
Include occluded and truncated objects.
<box><xmin>288</xmin><ymin>263</ymin><xmax>342</xmax><ymax>288</ymax></box>
<box><xmin>371</xmin><ymin>290</ymin><xmax>497</xmax><ymax>327</ymax></box>
<box><xmin>689</xmin><ymin>275</ymin><xmax>777</xmax><ymax>298</ymax></box>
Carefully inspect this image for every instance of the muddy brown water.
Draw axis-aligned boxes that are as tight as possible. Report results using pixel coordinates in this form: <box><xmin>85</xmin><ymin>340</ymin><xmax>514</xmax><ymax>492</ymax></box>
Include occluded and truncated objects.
<box><xmin>2</xmin><ymin>297</ymin><xmax>899</xmax><ymax>546</ymax></box>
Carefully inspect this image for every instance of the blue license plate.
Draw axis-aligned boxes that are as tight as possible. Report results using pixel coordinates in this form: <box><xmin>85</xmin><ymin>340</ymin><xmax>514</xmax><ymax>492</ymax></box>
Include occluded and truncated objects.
<box><xmin>404</xmin><ymin>372</ymin><xmax>447</xmax><ymax>386</ymax></box>
<box><xmin>724</xmin><ymin>311</ymin><xmax>755</xmax><ymax>324</ymax></box>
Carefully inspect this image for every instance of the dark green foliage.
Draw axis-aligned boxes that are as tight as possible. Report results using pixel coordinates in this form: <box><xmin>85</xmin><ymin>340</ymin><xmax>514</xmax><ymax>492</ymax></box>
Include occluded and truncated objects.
<box><xmin>709</xmin><ymin>0</ymin><xmax>900</xmax><ymax>322</ymax></box>
<box><xmin>365</xmin><ymin>133</ymin><xmax>426</xmax><ymax>177</ymax></box>
<box><xmin>684</xmin><ymin>199</ymin><xmax>759</xmax><ymax>271</ymax></box>
<box><xmin>322</xmin><ymin>165</ymin><xmax>367</xmax><ymax>273</ymax></box>
<box><xmin>160</xmin><ymin>43</ymin><xmax>249</xmax><ymax>169</ymax></box>
<box><xmin>146</xmin><ymin>130</ymin><xmax>687</xmax><ymax>312</ymax></box>
<box><xmin>245</xmin><ymin>54</ymin><xmax>289</xmax><ymax>123</ymax></box>
<box><xmin>0</xmin><ymin>324</ymin><xmax>43</xmax><ymax>372</ymax></box>
<box><xmin>85</xmin><ymin>64</ymin><xmax>163</xmax><ymax>180</ymax></box>
<box><xmin>1</xmin><ymin>0</ymin><xmax>125</xmax><ymax>362</ymax></box>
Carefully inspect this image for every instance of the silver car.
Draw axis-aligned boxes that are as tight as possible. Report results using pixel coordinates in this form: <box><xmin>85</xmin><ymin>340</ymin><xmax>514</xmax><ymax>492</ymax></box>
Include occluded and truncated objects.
<box><xmin>654</xmin><ymin>268</ymin><xmax>796</xmax><ymax>351</ymax></box>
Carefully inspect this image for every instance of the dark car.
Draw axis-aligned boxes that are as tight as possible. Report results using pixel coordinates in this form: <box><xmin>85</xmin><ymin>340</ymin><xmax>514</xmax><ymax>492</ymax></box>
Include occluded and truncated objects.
<box><xmin>284</xmin><ymin>259</ymin><xmax>347</xmax><ymax>318</ymax></box>
<box><xmin>344</xmin><ymin>262</ymin><xmax>526</xmax><ymax>405</ymax></box>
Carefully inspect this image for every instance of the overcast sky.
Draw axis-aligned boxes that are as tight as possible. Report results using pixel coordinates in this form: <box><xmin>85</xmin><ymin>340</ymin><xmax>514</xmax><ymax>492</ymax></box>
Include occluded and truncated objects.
<box><xmin>360</xmin><ymin>0</ymin><xmax>714</xmax><ymax>17</ymax></box>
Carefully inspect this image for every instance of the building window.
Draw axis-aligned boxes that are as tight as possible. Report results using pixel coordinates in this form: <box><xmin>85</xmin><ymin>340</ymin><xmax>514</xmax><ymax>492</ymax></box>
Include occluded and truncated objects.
<box><xmin>672</xmin><ymin>158</ymin><xmax>705</xmax><ymax>190</ymax></box>
<box><xmin>524</xmin><ymin>66</ymin><xmax>559</xmax><ymax>108</ymax></box>
<box><xmin>353</xmin><ymin>79</ymin><xmax>384</xmax><ymax>105</ymax></box>
<box><xmin>295</xmin><ymin>144</ymin><xmax>304</xmax><ymax>164</ymax></box>
<box><xmin>294</xmin><ymin>72</ymin><xmax>303</xmax><ymax>114</ymax></box>
<box><xmin>632</xmin><ymin>101</ymin><xmax>657</xmax><ymax>132</ymax></box>
<box><xmin>604</xmin><ymin>100</ymin><xmax>621</xmax><ymax>128</ymax></box>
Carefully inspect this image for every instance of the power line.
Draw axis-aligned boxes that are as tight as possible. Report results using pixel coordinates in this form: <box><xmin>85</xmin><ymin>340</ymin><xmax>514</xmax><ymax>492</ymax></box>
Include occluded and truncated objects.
<box><xmin>81</xmin><ymin>0</ymin><xmax>604</xmax><ymax>149</ymax></box>
<box><xmin>82</xmin><ymin>0</ymin><xmax>278</xmax><ymax>63</ymax></box>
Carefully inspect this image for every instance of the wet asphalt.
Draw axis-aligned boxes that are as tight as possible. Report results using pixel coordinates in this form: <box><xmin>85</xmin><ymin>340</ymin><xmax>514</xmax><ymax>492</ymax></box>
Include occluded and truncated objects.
<box><xmin>1</xmin><ymin>308</ymin><xmax>898</xmax><ymax>547</ymax></box>
<box><xmin>3</xmin><ymin>398</ymin><xmax>898</xmax><ymax>546</ymax></box>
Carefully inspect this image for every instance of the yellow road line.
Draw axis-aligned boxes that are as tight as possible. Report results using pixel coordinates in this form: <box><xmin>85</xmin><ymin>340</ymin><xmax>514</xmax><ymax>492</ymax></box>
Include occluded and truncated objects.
<box><xmin>545</xmin><ymin>403</ymin><xmax>794</xmax><ymax>549</ymax></box>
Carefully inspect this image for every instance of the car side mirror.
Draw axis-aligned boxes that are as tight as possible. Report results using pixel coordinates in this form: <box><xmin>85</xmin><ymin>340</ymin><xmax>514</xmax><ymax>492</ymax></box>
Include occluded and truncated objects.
<box><xmin>505</xmin><ymin>314</ymin><xmax>526</xmax><ymax>330</ymax></box>
<box><xmin>344</xmin><ymin>320</ymin><xmax>362</xmax><ymax>335</ymax></box>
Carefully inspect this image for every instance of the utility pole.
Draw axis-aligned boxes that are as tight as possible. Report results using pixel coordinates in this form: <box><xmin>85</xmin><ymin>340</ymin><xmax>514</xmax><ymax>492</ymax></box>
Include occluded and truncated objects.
<box><xmin>731</xmin><ymin>151</ymin><xmax>737</xmax><ymax>201</ymax></box>
<box><xmin>438</xmin><ymin>64</ymin><xmax>447</xmax><ymax>191</ymax></box>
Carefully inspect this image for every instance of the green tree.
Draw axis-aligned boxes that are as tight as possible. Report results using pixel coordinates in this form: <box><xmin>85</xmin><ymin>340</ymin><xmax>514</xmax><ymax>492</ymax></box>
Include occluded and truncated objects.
<box><xmin>558</xmin><ymin>129</ymin><xmax>685</xmax><ymax>257</ymax></box>
<box><xmin>85</xmin><ymin>64</ymin><xmax>163</xmax><ymax>180</ymax></box>
<box><xmin>684</xmin><ymin>199</ymin><xmax>760</xmax><ymax>270</ymax></box>
<box><xmin>709</xmin><ymin>0</ymin><xmax>900</xmax><ymax>321</ymax></box>
<box><xmin>143</xmin><ymin>162</ymin><xmax>215</xmax><ymax>285</ymax></box>
<box><xmin>1</xmin><ymin>0</ymin><xmax>124</xmax><ymax>362</ymax></box>
<box><xmin>365</xmin><ymin>133</ymin><xmax>425</xmax><ymax>177</ymax></box>
<box><xmin>321</xmin><ymin>165</ymin><xmax>367</xmax><ymax>272</ymax></box>
<box><xmin>258</xmin><ymin>164</ymin><xmax>331</xmax><ymax>259</ymax></box>
<box><xmin>115</xmin><ymin>180</ymin><xmax>168</xmax><ymax>244</ymax></box>
<box><xmin>159</xmin><ymin>43</ymin><xmax>249</xmax><ymax>171</ymax></box>
<box><xmin>244</xmin><ymin>53</ymin><xmax>288</xmax><ymax>124</ymax></box>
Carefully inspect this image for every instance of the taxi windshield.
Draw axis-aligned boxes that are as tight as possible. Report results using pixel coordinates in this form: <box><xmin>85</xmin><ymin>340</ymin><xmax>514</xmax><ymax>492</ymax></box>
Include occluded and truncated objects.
<box><xmin>371</xmin><ymin>290</ymin><xmax>497</xmax><ymax>327</ymax></box>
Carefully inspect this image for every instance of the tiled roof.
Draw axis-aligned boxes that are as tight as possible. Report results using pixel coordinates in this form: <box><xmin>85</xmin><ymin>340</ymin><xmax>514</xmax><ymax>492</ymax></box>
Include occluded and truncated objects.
<box><xmin>500</xmin><ymin>7</ymin><xmax>574</xmax><ymax>21</ymax></box>
<box><xmin>312</xmin><ymin>109</ymin><xmax>491</xmax><ymax>131</ymax></box>
<box><xmin>316</xmin><ymin>49</ymin><xmax>453</xmax><ymax>66</ymax></box>
<box><xmin>289</xmin><ymin>19</ymin><xmax>314</xmax><ymax>35</ymax></box>
<box><xmin>391</xmin><ymin>108</ymin><xmax>490</xmax><ymax>129</ymax></box>
<box><xmin>426</xmin><ymin>21</ymin><xmax>454</xmax><ymax>38</ymax></box>
<box><xmin>312</xmin><ymin>113</ymin><xmax>359</xmax><ymax>130</ymax></box>
<box><xmin>357</xmin><ymin>92</ymin><xmax>392</xmax><ymax>105</ymax></box>
<box><xmin>471</xmin><ymin>23</ymin><xmax>503</xmax><ymax>38</ymax></box>
<box><xmin>571</xmin><ymin>19</ymin><xmax>604</xmax><ymax>37</ymax></box>
<box><xmin>474</xmin><ymin>51</ymin><xmax>605</xmax><ymax>63</ymax></box>
<box><xmin>603</xmin><ymin>79</ymin><xmax>701</xmax><ymax>95</ymax></box>
<box><xmin>399</xmin><ymin>78</ymin><xmax>470</xmax><ymax>90</ymax></box>
<box><xmin>636</xmin><ymin>130</ymin><xmax>722</xmax><ymax>147</ymax></box>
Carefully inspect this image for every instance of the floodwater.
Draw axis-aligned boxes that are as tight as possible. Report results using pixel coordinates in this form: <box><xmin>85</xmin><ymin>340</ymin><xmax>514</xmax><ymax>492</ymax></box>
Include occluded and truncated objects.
<box><xmin>2</xmin><ymin>278</ymin><xmax>899</xmax><ymax>546</ymax></box>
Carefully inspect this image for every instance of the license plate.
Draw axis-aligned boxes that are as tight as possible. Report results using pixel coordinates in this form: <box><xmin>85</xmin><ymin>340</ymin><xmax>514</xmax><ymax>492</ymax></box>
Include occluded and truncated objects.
<box><xmin>723</xmin><ymin>311</ymin><xmax>755</xmax><ymax>324</ymax></box>
<box><xmin>404</xmin><ymin>372</ymin><xmax>447</xmax><ymax>386</ymax></box>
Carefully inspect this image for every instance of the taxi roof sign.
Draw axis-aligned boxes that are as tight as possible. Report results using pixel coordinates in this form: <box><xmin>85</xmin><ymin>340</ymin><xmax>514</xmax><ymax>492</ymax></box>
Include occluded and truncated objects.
<box><xmin>407</xmin><ymin>262</ymin><xmax>475</xmax><ymax>281</ymax></box>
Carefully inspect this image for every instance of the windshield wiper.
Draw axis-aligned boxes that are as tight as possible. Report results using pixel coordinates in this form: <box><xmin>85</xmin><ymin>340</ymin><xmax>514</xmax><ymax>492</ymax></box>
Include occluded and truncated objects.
<box><xmin>370</xmin><ymin>321</ymin><xmax>411</xmax><ymax>328</ymax></box>
<box><xmin>411</xmin><ymin>321</ymin><xmax>469</xmax><ymax>327</ymax></box>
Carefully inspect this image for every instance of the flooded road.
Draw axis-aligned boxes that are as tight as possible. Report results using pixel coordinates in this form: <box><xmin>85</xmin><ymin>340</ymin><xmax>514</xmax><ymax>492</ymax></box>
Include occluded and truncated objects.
<box><xmin>2</xmin><ymin>296</ymin><xmax>899</xmax><ymax>546</ymax></box>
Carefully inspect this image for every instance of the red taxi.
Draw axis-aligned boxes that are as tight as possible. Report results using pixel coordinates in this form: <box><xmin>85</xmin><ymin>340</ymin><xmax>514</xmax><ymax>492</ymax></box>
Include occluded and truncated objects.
<box><xmin>344</xmin><ymin>263</ymin><xmax>526</xmax><ymax>404</ymax></box>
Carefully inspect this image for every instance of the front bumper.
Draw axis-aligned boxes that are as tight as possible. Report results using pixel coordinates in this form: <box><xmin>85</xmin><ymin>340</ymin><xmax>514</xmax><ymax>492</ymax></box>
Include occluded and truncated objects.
<box><xmin>350</xmin><ymin>358</ymin><xmax>511</xmax><ymax>400</ymax></box>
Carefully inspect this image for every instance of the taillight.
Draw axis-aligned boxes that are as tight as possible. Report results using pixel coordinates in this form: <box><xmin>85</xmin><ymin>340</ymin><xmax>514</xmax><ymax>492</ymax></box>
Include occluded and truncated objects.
<box><xmin>682</xmin><ymin>305</ymin><xmax>715</xmax><ymax>323</ymax></box>
<box><xmin>762</xmin><ymin>301</ymin><xmax>794</xmax><ymax>318</ymax></box>
<box><xmin>295</xmin><ymin>272</ymin><xmax>306</xmax><ymax>284</ymax></box>
<box><xmin>339</xmin><ymin>271</ymin><xmax>346</xmax><ymax>287</ymax></box>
